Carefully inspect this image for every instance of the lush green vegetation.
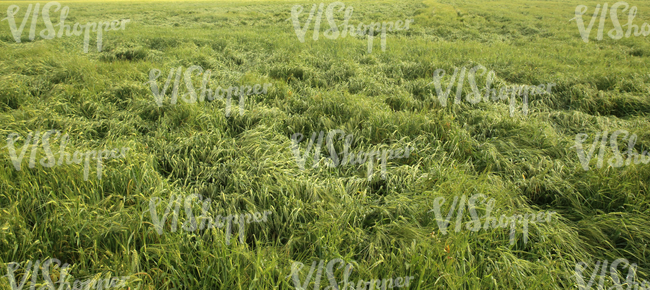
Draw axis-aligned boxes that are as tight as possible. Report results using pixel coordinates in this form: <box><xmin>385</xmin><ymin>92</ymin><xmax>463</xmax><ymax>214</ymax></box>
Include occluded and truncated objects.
<box><xmin>1</xmin><ymin>0</ymin><xmax>649</xmax><ymax>289</ymax></box>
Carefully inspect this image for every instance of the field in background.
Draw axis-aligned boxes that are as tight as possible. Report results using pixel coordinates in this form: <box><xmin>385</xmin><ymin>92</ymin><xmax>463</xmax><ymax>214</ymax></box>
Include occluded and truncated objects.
<box><xmin>1</xmin><ymin>0</ymin><xmax>649</xmax><ymax>289</ymax></box>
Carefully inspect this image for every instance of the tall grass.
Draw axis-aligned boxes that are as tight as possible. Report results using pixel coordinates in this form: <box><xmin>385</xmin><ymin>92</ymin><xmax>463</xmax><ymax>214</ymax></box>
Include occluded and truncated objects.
<box><xmin>0</xmin><ymin>0</ymin><xmax>649</xmax><ymax>289</ymax></box>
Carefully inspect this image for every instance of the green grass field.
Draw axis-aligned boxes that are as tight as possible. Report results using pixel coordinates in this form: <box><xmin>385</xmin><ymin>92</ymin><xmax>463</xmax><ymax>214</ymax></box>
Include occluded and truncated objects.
<box><xmin>1</xmin><ymin>0</ymin><xmax>650</xmax><ymax>289</ymax></box>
